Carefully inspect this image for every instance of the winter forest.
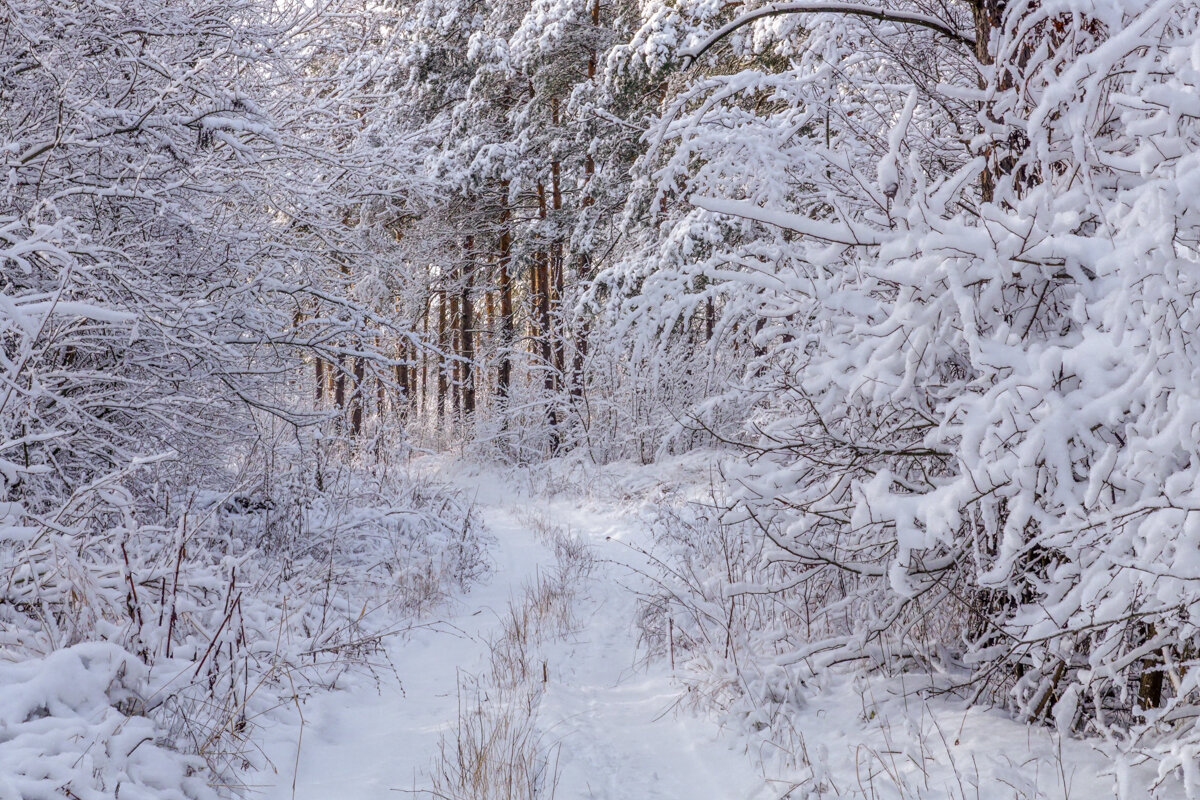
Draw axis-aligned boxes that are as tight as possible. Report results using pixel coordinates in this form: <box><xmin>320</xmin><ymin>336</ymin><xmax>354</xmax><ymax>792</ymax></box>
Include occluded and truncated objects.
<box><xmin>6</xmin><ymin>0</ymin><xmax>1200</xmax><ymax>796</ymax></box>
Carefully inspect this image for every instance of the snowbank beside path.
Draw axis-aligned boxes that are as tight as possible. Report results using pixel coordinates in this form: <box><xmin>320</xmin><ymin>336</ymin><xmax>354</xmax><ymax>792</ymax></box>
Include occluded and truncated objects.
<box><xmin>252</xmin><ymin>452</ymin><xmax>1181</xmax><ymax>800</ymax></box>
<box><xmin>252</xmin><ymin>495</ymin><xmax>550</xmax><ymax>799</ymax></box>
<box><xmin>251</xmin><ymin>458</ymin><xmax>771</xmax><ymax>799</ymax></box>
<box><xmin>524</xmin><ymin>451</ymin><xmax>1186</xmax><ymax>799</ymax></box>
<box><xmin>0</xmin><ymin>643</ymin><xmax>214</xmax><ymax>800</ymax></box>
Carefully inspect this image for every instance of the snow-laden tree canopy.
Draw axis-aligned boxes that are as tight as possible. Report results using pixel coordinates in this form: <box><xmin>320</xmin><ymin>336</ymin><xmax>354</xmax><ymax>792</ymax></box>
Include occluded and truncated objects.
<box><xmin>9</xmin><ymin>0</ymin><xmax>1200</xmax><ymax>795</ymax></box>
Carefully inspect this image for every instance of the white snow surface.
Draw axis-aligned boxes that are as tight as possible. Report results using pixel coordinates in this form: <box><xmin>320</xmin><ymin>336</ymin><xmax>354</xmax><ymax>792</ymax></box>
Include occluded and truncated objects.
<box><xmin>251</xmin><ymin>455</ymin><xmax>1183</xmax><ymax>799</ymax></box>
<box><xmin>251</xmin><ymin>457</ymin><xmax>770</xmax><ymax>800</ymax></box>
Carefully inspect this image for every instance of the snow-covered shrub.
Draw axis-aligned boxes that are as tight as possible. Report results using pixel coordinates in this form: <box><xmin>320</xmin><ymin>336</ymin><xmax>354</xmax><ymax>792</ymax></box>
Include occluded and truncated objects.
<box><xmin>634</xmin><ymin>497</ymin><xmax>816</xmax><ymax>762</ymax></box>
<box><xmin>0</xmin><ymin>643</ymin><xmax>216</xmax><ymax>800</ymax></box>
<box><xmin>612</xmin><ymin>0</ymin><xmax>1200</xmax><ymax>789</ymax></box>
<box><xmin>0</xmin><ymin>457</ymin><xmax>489</xmax><ymax>794</ymax></box>
<box><xmin>0</xmin><ymin>0</ymin><xmax>455</xmax><ymax>792</ymax></box>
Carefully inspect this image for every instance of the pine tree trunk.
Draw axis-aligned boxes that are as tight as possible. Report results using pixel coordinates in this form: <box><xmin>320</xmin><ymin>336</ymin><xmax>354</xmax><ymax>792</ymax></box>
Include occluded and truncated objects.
<box><xmin>350</xmin><ymin>353</ymin><xmax>365</xmax><ymax>437</ymax></box>
<box><xmin>421</xmin><ymin>296</ymin><xmax>430</xmax><ymax>420</ymax></box>
<box><xmin>570</xmin><ymin>314</ymin><xmax>589</xmax><ymax>405</ymax></box>
<box><xmin>375</xmin><ymin>336</ymin><xmax>385</xmax><ymax>424</ymax></box>
<box><xmin>462</xmin><ymin>236</ymin><xmax>476</xmax><ymax>418</ymax></box>
<box><xmin>407</xmin><ymin>341</ymin><xmax>418</xmax><ymax>418</ymax></box>
<box><xmin>450</xmin><ymin>282</ymin><xmax>461</xmax><ymax>421</ymax></box>
<box><xmin>536</xmin><ymin>180</ymin><xmax>559</xmax><ymax>452</ymax></box>
<box><xmin>315</xmin><ymin>357</ymin><xmax>326</xmax><ymax>405</ymax></box>
<box><xmin>334</xmin><ymin>353</ymin><xmax>347</xmax><ymax>419</ymax></box>
<box><xmin>571</xmin><ymin>0</ymin><xmax>600</xmax><ymax>407</ymax></box>
<box><xmin>437</xmin><ymin>290</ymin><xmax>448</xmax><ymax>423</ymax></box>
<box><xmin>497</xmin><ymin>181</ymin><xmax>515</xmax><ymax>400</ymax></box>
<box><xmin>395</xmin><ymin>353</ymin><xmax>408</xmax><ymax>420</ymax></box>
<box><xmin>550</xmin><ymin>104</ymin><xmax>566</xmax><ymax>392</ymax></box>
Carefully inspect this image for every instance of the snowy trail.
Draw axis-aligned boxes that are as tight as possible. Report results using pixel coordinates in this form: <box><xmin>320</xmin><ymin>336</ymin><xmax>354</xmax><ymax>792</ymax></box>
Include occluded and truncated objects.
<box><xmin>527</xmin><ymin>500</ymin><xmax>768</xmax><ymax>800</ymax></box>
<box><xmin>253</xmin><ymin>464</ymin><xmax>767</xmax><ymax>799</ymax></box>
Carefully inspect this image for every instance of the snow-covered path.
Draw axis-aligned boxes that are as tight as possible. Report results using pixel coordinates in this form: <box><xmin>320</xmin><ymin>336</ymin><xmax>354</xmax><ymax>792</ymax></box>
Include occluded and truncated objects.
<box><xmin>253</xmin><ymin>464</ymin><xmax>768</xmax><ymax>799</ymax></box>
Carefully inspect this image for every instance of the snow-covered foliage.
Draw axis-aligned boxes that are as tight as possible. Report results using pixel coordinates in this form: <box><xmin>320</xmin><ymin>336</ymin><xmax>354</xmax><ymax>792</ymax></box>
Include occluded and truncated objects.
<box><xmin>594</xmin><ymin>0</ymin><xmax>1200</xmax><ymax>790</ymax></box>
<box><xmin>0</xmin><ymin>643</ymin><xmax>216</xmax><ymax>800</ymax></box>
<box><xmin>1</xmin><ymin>449</ymin><xmax>489</xmax><ymax>794</ymax></box>
<box><xmin>12</xmin><ymin>0</ymin><xmax>1200</xmax><ymax>793</ymax></box>
<box><xmin>1</xmin><ymin>0</ymin><xmax>430</xmax><ymax>499</ymax></box>
<box><xmin>0</xmin><ymin>0</ymin><xmax>482</xmax><ymax>795</ymax></box>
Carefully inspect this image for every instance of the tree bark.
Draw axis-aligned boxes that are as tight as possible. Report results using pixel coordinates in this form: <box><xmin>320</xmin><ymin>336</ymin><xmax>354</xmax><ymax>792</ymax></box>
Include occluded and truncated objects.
<box><xmin>550</xmin><ymin>99</ymin><xmax>566</xmax><ymax>393</ymax></box>
<box><xmin>437</xmin><ymin>289</ymin><xmax>448</xmax><ymax>423</ymax></box>
<box><xmin>462</xmin><ymin>235</ymin><xmax>476</xmax><ymax>418</ymax></box>
<box><xmin>970</xmin><ymin>0</ymin><xmax>1004</xmax><ymax>65</ymax></box>
<box><xmin>315</xmin><ymin>357</ymin><xmax>326</xmax><ymax>405</ymax></box>
<box><xmin>497</xmin><ymin>181</ymin><xmax>515</xmax><ymax>400</ymax></box>
<box><xmin>350</xmin><ymin>353</ymin><xmax>365</xmax><ymax>437</ymax></box>
<box><xmin>334</xmin><ymin>353</ymin><xmax>347</xmax><ymax>419</ymax></box>
<box><xmin>536</xmin><ymin>180</ymin><xmax>559</xmax><ymax>452</ymax></box>
<box><xmin>449</xmin><ymin>280</ymin><xmax>461</xmax><ymax>421</ymax></box>
<box><xmin>420</xmin><ymin>295</ymin><xmax>430</xmax><ymax>419</ymax></box>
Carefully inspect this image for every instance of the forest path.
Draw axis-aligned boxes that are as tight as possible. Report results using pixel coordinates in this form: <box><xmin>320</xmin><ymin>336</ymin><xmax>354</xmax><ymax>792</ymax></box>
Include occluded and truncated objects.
<box><xmin>253</xmin><ymin>461</ymin><xmax>769</xmax><ymax>800</ymax></box>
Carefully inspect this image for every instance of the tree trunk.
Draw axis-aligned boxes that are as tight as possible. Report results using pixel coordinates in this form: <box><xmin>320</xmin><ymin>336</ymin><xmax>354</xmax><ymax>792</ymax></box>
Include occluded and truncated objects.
<box><xmin>350</xmin><ymin>353</ymin><xmax>365</xmax><ymax>437</ymax></box>
<box><xmin>437</xmin><ymin>290</ymin><xmax>448</xmax><ymax>423</ymax></box>
<box><xmin>420</xmin><ymin>296</ymin><xmax>430</xmax><ymax>420</ymax></box>
<box><xmin>570</xmin><ymin>315</ymin><xmax>589</xmax><ymax>404</ymax></box>
<box><xmin>572</xmin><ymin>0</ymin><xmax>599</xmax><ymax>407</ymax></box>
<box><xmin>970</xmin><ymin>0</ymin><xmax>1005</xmax><ymax>65</ymax></box>
<box><xmin>971</xmin><ymin>0</ymin><xmax>1012</xmax><ymax>203</ymax></box>
<box><xmin>334</xmin><ymin>353</ymin><xmax>347</xmax><ymax>420</ymax></box>
<box><xmin>449</xmin><ymin>281</ymin><xmax>461</xmax><ymax>421</ymax></box>
<box><xmin>315</xmin><ymin>357</ymin><xmax>326</xmax><ymax>405</ymax></box>
<box><xmin>395</xmin><ymin>353</ymin><xmax>408</xmax><ymax>420</ymax></box>
<box><xmin>461</xmin><ymin>236</ymin><xmax>476</xmax><ymax>418</ymax></box>
<box><xmin>375</xmin><ymin>335</ymin><xmax>385</xmax><ymax>423</ymax></box>
<box><xmin>550</xmin><ymin>101</ymin><xmax>566</xmax><ymax>392</ymax></box>
<box><xmin>497</xmin><ymin>181</ymin><xmax>515</xmax><ymax>400</ymax></box>
<box><xmin>536</xmin><ymin>180</ymin><xmax>559</xmax><ymax>452</ymax></box>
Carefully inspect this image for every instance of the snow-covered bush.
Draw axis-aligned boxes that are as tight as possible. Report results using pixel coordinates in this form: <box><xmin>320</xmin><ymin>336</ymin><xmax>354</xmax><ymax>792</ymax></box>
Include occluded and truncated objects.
<box><xmin>613</xmin><ymin>0</ymin><xmax>1200</xmax><ymax>789</ymax></box>
<box><xmin>0</xmin><ymin>643</ymin><xmax>217</xmax><ymax>800</ymax></box>
<box><xmin>0</xmin><ymin>1</ymin><xmax>466</xmax><ymax>793</ymax></box>
<box><xmin>1</xmin><ymin>455</ymin><xmax>489</xmax><ymax>793</ymax></box>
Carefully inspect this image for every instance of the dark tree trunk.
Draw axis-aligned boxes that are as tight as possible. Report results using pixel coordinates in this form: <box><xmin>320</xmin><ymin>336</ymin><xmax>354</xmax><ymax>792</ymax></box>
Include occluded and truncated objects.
<box><xmin>350</xmin><ymin>354</ymin><xmax>365</xmax><ymax>437</ymax></box>
<box><xmin>449</xmin><ymin>283</ymin><xmax>461</xmax><ymax>421</ymax></box>
<box><xmin>550</xmin><ymin>105</ymin><xmax>566</xmax><ymax>394</ymax></box>
<box><xmin>497</xmin><ymin>182</ymin><xmax>515</xmax><ymax>400</ymax></box>
<box><xmin>536</xmin><ymin>181</ymin><xmax>559</xmax><ymax>452</ymax></box>
<box><xmin>420</xmin><ymin>297</ymin><xmax>430</xmax><ymax>419</ymax></box>
<box><xmin>315</xmin><ymin>357</ymin><xmax>326</xmax><ymax>405</ymax></box>
<box><xmin>461</xmin><ymin>236</ymin><xmax>476</xmax><ymax>418</ymax></box>
<box><xmin>437</xmin><ymin>290</ymin><xmax>448</xmax><ymax>422</ymax></box>
<box><xmin>334</xmin><ymin>353</ymin><xmax>347</xmax><ymax>419</ymax></box>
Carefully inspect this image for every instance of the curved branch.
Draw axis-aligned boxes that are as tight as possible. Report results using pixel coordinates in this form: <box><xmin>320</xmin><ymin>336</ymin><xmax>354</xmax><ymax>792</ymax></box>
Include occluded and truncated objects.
<box><xmin>680</xmin><ymin>2</ymin><xmax>976</xmax><ymax>64</ymax></box>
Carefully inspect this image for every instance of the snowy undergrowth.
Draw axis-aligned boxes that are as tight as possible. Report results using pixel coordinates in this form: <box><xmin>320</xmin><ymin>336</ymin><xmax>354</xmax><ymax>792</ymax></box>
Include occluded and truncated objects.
<box><xmin>0</xmin><ymin>462</ymin><xmax>489</xmax><ymax>799</ymax></box>
<box><xmin>630</xmin><ymin>479</ymin><xmax>1182</xmax><ymax>799</ymax></box>
<box><xmin>427</xmin><ymin>514</ymin><xmax>593</xmax><ymax>800</ymax></box>
<box><xmin>501</xmin><ymin>452</ymin><xmax>1184</xmax><ymax>798</ymax></box>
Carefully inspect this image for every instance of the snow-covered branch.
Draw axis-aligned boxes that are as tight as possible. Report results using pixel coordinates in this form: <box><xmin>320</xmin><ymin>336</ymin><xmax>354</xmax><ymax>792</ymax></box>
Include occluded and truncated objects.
<box><xmin>680</xmin><ymin>1</ymin><xmax>976</xmax><ymax>64</ymax></box>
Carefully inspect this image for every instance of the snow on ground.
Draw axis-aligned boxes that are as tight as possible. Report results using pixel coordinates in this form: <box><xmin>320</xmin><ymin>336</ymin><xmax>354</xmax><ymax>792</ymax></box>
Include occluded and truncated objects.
<box><xmin>251</xmin><ymin>454</ymin><xmax>1184</xmax><ymax>800</ymax></box>
<box><xmin>251</xmin><ymin>458</ymin><xmax>769</xmax><ymax>799</ymax></box>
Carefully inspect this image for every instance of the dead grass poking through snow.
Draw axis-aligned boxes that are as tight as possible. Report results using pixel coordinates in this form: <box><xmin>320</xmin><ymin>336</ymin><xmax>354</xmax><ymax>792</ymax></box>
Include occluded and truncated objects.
<box><xmin>426</xmin><ymin>520</ymin><xmax>593</xmax><ymax>800</ymax></box>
